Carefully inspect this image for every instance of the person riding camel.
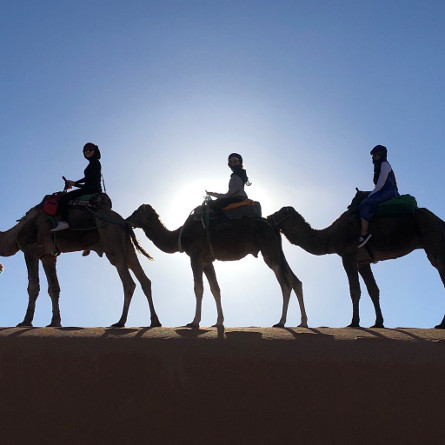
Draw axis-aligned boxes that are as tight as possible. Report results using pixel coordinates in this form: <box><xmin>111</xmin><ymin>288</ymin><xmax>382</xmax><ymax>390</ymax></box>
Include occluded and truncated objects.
<box><xmin>205</xmin><ymin>153</ymin><xmax>251</xmax><ymax>215</ymax></box>
<box><xmin>51</xmin><ymin>142</ymin><xmax>103</xmax><ymax>232</ymax></box>
<box><xmin>358</xmin><ymin>144</ymin><xmax>399</xmax><ymax>248</ymax></box>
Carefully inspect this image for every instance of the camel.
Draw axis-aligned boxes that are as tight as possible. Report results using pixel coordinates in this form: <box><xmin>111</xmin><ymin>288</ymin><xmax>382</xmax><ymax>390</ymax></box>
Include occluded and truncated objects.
<box><xmin>268</xmin><ymin>196</ymin><xmax>445</xmax><ymax>329</ymax></box>
<box><xmin>126</xmin><ymin>204</ymin><xmax>308</xmax><ymax>328</ymax></box>
<box><xmin>0</xmin><ymin>204</ymin><xmax>161</xmax><ymax>328</ymax></box>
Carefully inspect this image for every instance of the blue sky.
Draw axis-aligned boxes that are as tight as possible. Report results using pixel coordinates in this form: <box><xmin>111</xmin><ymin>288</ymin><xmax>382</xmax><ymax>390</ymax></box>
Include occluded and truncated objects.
<box><xmin>1</xmin><ymin>0</ymin><xmax>445</xmax><ymax>328</ymax></box>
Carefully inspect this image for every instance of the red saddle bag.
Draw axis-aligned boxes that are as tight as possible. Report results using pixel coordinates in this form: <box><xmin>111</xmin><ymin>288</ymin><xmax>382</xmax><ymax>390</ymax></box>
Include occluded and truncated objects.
<box><xmin>43</xmin><ymin>191</ymin><xmax>65</xmax><ymax>216</ymax></box>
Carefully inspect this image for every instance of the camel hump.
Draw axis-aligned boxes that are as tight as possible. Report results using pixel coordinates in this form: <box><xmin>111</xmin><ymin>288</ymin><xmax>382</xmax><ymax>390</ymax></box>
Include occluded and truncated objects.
<box><xmin>68</xmin><ymin>192</ymin><xmax>112</xmax><ymax>210</ymax></box>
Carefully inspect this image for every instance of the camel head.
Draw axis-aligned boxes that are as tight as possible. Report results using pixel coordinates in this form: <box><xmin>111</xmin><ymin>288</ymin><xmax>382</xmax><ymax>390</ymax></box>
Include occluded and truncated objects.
<box><xmin>126</xmin><ymin>204</ymin><xmax>159</xmax><ymax>229</ymax></box>
<box><xmin>267</xmin><ymin>207</ymin><xmax>295</xmax><ymax>227</ymax></box>
<box><xmin>347</xmin><ymin>189</ymin><xmax>371</xmax><ymax>215</ymax></box>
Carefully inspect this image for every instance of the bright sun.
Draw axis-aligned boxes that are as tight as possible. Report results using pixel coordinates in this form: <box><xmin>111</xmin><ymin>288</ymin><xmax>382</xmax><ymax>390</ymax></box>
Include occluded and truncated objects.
<box><xmin>162</xmin><ymin>174</ymin><xmax>279</xmax><ymax>228</ymax></box>
<box><xmin>162</xmin><ymin>179</ymin><xmax>210</xmax><ymax>228</ymax></box>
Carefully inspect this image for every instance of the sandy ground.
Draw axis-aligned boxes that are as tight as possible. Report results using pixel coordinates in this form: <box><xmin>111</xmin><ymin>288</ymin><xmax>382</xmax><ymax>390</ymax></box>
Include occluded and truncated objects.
<box><xmin>1</xmin><ymin>326</ymin><xmax>444</xmax><ymax>444</ymax></box>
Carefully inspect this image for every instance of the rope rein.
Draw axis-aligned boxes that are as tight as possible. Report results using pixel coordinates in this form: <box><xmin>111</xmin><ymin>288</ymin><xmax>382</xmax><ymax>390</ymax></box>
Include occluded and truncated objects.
<box><xmin>269</xmin><ymin>213</ymin><xmax>292</xmax><ymax>227</ymax></box>
<box><xmin>202</xmin><ymin>204</ymin><xmax>215</xmax><ymax>260</ymax></box>
<box><xmin>101</xmin><ymin>174</ymin><xmax>107</xmax><ymax>193</ymax></box>
<box><xmin>178</xmin><ymin>209</ymin><xmax>196</xmax><ymax>253</ymax></box>
<box><xmin>177</xmin><ymin>203</ymin><xmax>216</xmax><ymax>259</ymax></box>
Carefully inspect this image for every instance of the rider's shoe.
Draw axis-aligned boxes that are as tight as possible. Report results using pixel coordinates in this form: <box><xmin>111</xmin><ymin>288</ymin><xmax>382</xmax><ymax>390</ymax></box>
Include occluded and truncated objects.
<box><xmin>51</xmin><ymin>221</ymin><xmax>70</xmax><ymax>232</ymax></box>
<box><xmin>358</xmin><ymin>233</ymin><xmax>372</xmax><ymax>248</ymax></box>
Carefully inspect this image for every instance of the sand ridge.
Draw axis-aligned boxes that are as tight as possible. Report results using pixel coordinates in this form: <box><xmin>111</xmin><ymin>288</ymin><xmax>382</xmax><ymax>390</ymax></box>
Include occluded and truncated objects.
<box><xmin>1</xmin><ymin>327</ymin><xmax>444</xmax><ymax>444</ymax></box>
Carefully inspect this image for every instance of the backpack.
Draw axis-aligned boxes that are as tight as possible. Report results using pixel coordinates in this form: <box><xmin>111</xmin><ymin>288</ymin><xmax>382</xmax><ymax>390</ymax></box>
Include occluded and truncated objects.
<box><xmin>43</xmin><ymin>191</ymin><xmax>66</xmax><ymax>216</ymax></box>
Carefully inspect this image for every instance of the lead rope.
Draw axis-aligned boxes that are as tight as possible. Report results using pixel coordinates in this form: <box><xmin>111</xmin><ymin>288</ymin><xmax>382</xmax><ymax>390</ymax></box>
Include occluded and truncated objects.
<box><xmin>203</xmin><ymin>203</ymin><xmax>215</xmax><ymax>260</ymax></box>
<box><xmin>177</xmin><ymin>208</ymin><xmax>197</xmax><ymax>253</ymax></box>
<box><xmin>177</xmin><ymin>201</ymin><xmax>215</xmax><ymax>260</ymax></box>
<box><xmin>101</xmin><ymin>174</ymin><xmax>107</xmax><ymax>193</ymax></box>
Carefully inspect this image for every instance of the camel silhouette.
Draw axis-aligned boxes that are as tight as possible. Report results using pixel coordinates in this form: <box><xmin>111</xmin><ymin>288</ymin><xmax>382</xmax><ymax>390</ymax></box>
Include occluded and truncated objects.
<box><xmin>1</xmin><ymin>203</ymin><xmax>161</xmax><ymax>328</ymax></box>
<box><xmin>127</xmin><ymin>204</ymin><xmax>308</xmax><ymax>328</ymax></box>
<box><xmin>268</xmin><ymin>196</ymin><xmax>445</xmax><ymax>329</ymax></box>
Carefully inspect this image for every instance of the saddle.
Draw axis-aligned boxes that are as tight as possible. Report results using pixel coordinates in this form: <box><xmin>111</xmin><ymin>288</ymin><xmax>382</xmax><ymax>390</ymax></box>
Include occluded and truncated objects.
<box><xmin>348</xmin><ymin>190</ymin><xmax>417</xmax><ymax>217</ymax></box>
<box><xmin>192</xmin><ymin>199</ymin><xmax>262</xmax><ymax>222</ymax></box>
<box><xmin>68</xmin><ymin>193</ymin><xmax>112</xmax><ymax>210</ymax></box>
<box><xmin>42</xmin><ymin>192</ymin><xmax>112</xmax><ymax>216</ymax></box>
<box><xmin>375</xmin><ymin>194</ymin><xmax>417</xmax><ymax>217</ymax></box>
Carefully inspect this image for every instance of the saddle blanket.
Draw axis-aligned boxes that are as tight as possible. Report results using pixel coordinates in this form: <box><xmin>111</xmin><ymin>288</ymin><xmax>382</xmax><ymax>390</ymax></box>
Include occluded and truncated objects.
<box><xmin>375</xmin><ymin>194</ymin><xmax>417</xmax><ymax>217</ymax></box>
<box><xmin>223</xmin><ymin>200</ymin><xmax>262</xmax><ymax>219</ymax></box>
<box><xmin>193</xmin><ymin>200</ymin><xmax>262</xmax><ymax>221</ymax></box>
<box><xmin>68</xmin><ymin>193</ymin><xmax>112</xmax><ymax>210</ymax></box>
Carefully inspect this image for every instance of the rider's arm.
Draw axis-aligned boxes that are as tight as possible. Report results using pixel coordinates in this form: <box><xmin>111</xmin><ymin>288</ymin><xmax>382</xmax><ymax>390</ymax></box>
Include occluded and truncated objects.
<box><xmin>370</xmin><ymin>162</ymin><xmax>391</xmax><ymax>195</ymax></box>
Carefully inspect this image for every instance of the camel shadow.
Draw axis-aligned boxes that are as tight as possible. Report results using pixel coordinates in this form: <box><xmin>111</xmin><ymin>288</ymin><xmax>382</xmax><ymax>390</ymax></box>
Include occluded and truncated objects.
<box><xmin>350</xmin><ymin>327</ymin><xmax>388</xmax><ymax>339</ymax></box>
<box><xmin>225</xmin><ymin>330</ymin><xmax>262</xmax><ymax>342</ymax></box>
<box><xmin>392</xmin><ymin>328</ymin><xmax>433</xmax><ymax>341</ymax></box>
<box><xmin>278</xmin><ymin>327</ymin><xmax>336</xmax><ymax>341</ymax></box>
<box><xmin>280</xmin><ymin>326</ymin><xmax>390</xmax><ymax>340</ymax></box>
<box><xmin>174</xmin><ymin>327</ymin><xmax>213</xmax><ymax>338</ymax></box>
<box><xmin>132</xmin><ymin>326</ymin><xmax>161</xmax><ymax>338</ymax></box>
<box><xmin>2</xmin><ymin>327</ymin><xmax>35</xmax><ymax>337</ymax></box>
<box><xmin>101</xmin><ymin>327</ymin><xmax>140</xmax><ymax>338</ymax></box>
<box><xmin>55</xmin><ymin>327</ymin><xmax>84</xmax><ymax>331</ymax></box>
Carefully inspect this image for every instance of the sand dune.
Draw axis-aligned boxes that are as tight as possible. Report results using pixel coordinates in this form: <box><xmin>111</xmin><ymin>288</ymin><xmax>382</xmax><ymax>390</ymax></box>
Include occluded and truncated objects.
<box><xmin>1</xmin><ymin>326</ymin><xmax>444</xmax><ymax>444</ymax></box>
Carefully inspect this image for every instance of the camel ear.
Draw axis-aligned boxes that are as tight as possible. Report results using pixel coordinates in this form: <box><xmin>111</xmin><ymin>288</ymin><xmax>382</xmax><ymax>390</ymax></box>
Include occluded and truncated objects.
<box><xmin>82</xmin><ymin>250</ymin><xmax>90</xmax><ymax>256</ymax></box>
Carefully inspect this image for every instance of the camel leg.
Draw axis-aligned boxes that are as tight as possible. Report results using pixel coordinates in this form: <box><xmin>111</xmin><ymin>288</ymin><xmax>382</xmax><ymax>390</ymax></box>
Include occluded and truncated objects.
<box><xmin>435</xmin><ymin>315</ymin><xmax>445</xmax><ymax>329</ymax></box>
<box><xmin>126</xmin><ymin>250</ymin><xmax>162</xmax><ymax>327</ymax></box>
<box><xmin>423</xmin><ymin>248</ymin><xmax>445</xmax><ymax>329</ymax></box>
<box><xmin>433</xmin><ymin>263</ymin><xmax>445</xmax><ymax>327</ymax></box>
<box><xmin>342</xmin><ymin>256</ymin><xmax>362</xmax><ymax>327</ymax></box>
<box><xmin>17</xmin><ymin>253</ymin><xmax>40</xmax><ymax>327</ymax></box>
<box><xmin>107</xmin><ymin>253</ymin><xmax>137</xmax><ymax>328</ymax></box>
<box><xmin>262</xmin><ymin>254</ymin><xmax>292</xmax><ymax>328</ymax></box>
<box><xmin>358</xmin><ymin>264</ymin><xmax>384</xmax><ymax>328</ymax></box>
<box><xmin>282</xmin><ymin>256</ymin><xmax>307</xmax><ymax>327</ymax></box>
<box><xmin>203</xmin><ymin>262</ymin><xmax>224</xmax><ymax>327</ymax></box>
<box><xmin>414</xmin><ymin>210</ymin><xmax>445</xmax><ymax>328</ymax></box>
<box><xmin>186</xmin><ymin>256</ymin><xmax>204</xmax><ymax>328</ymax></box>
<box><xmin>40</xmin><ymin>255</ymin><xmax>62</xmax><ymax>327</ymax></box>
<box><xmin>428</xmin><ymin>264</ymin><xmax>445</xmax><ymax>328</ymax></box>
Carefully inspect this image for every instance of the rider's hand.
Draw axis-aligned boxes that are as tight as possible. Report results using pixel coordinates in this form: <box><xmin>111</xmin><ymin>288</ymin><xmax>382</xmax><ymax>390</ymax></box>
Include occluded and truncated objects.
<box><xmin>63</xmin><ymin>177</ymin><xmax>74</xmax><ymax>189</ymax></box>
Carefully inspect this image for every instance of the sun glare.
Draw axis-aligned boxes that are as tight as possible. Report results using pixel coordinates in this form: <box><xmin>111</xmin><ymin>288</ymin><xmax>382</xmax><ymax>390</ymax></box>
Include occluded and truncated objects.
<box><xmin>160</xmin><ymin>178</ymin><xmax>209</xmax><ymax>228</ymax></box>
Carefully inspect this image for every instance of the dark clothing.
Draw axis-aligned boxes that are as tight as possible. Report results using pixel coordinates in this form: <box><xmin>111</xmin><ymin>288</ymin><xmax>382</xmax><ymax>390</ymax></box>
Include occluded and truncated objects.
<box><xmin>58</xmin><ymin>159</ymin><xmax>102</xmax><ymax>221</ymax></box>
<box><xmin>359</xmin><ymin>162</ymin><xmax>399</xmax><ymax>222</ymax></box>
<box><xmin>74</xmin><ymin>159</ymin><xmax>102</xmax><ymax>193</ymax></box>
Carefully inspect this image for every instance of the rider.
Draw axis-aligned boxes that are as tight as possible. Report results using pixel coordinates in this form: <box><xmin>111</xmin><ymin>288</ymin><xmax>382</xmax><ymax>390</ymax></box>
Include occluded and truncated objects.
<box><xmin>51</xmin><ymin>142</ymin><xmax>103</xmax><ymax>232</ymax></box>
<box><xmin>205</xmin><ymin>153</ymin><xmax>251</xmax><ymax>214</ymax></box>
<box><xmin>358</xmin><ymin>144</ymin><xmax>399</xmax><ymax>247</ymax></box>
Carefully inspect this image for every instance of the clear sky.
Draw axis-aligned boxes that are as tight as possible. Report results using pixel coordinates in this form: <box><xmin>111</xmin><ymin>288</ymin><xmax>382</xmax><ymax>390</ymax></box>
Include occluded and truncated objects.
<box><xmin>1</xmin><ymin>0</ymin><xmax>445</xmax><ymax>329</ymax></box>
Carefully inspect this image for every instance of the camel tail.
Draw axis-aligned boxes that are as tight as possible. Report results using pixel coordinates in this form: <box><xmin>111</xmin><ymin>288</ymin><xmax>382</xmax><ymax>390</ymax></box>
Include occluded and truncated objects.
<box><xmin>126</xmin><ymin>223</ymin><xmax>154</xmax><ymax>261</ymax></box>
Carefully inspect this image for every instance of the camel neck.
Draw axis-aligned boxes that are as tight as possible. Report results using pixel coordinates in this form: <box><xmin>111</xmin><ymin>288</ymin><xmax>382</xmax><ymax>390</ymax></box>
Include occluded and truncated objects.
<box><xmin>141</xmin><ymin>221</ymin><xmax>182</xmax><ymax>254</ymax></box>
<box><xmin>0</xmin><ymin>225</ymin><xmax>21</xmax><ymax>257</ymax></box>
<box><xmin>283</xmin><ymin>214</ymin><xmax>333</xmax><ymax>256</ymax></box>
